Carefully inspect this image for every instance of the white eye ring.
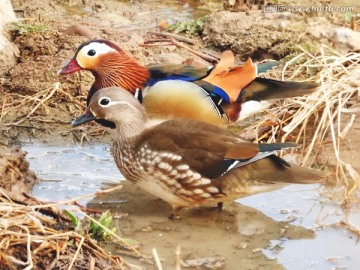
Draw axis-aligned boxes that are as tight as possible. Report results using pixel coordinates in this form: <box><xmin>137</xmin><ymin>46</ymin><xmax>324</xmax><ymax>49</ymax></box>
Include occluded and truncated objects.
<box><xmin>99</xmin><ymin>96</ymin><xmax>111</xmax><ymax>107</ymax></box>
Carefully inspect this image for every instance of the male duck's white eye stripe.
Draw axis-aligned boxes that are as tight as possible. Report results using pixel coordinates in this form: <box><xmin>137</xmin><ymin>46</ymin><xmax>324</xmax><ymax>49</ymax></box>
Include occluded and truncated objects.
<box><xmin>111</xmin><ymin>101</ymin><xmax>138</xmax><ymax>111</ymax></box>
<box><xmin>80</xmin><ymin>42</ymin><xmax>116</xmax><ymax>57</ymax></box>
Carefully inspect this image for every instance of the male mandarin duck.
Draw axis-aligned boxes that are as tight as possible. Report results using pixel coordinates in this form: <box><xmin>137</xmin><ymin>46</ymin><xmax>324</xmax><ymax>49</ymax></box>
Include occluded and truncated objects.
<box><xmin>72</xmin><ymin>87</ymin><xmax>327</xmax><ymax>218</ymax></box>
<box><xmin>60</xmin><ymin>39</ymin><xmax>319</xmax><ymax>126</ymax></box>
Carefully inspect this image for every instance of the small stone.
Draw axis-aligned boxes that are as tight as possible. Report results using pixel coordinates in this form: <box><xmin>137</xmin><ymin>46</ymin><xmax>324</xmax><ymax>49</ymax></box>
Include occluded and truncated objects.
<box><xmin>141</xmin><ymin>226</ymin><xmax>153</xmax><ymax>232</ymax></box>
<box><xmin>181</xmin><ymin>256</ymin><xmax>225</xmax><ymax>269</ymax></box>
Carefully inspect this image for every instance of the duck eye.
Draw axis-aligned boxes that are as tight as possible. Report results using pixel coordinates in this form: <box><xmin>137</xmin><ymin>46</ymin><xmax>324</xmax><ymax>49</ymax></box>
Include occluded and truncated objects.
<box><xmin>87</xmin><ymin>49</ymin><xmax>96</xmax><ymax>56</ymax></box>
<box><xmin>99</xmin><ymin>97</ymin><xmax>110</xmax><ymax>106</ymax></box>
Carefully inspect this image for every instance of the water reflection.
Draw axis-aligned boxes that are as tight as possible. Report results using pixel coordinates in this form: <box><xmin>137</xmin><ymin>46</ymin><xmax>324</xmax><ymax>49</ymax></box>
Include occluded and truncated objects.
<box><xmin>24</xmin><ymin>144</ymin><xmax>122</xmax><ymax>202</ymax></box>
<box><xmin>241</xmin><ymin>186</ymin><xmax>360</xmax><ymax>269</ymax></box>
<box><xmin>24</xmin><ymin>143</ymin><xmax>360</xmax><ymax>270</ymax></box>
<box><xmin>90</xmin><ymin>181</ymin><xmax>315</xmax><ymax>270</ymax></box>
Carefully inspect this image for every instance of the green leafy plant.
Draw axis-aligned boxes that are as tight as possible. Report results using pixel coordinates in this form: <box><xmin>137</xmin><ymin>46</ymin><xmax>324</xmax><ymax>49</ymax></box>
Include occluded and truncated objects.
<box><xmin>89</xmin><ymin>210</ymin><xmax>117</xmax><ymax>241</ymax></box>
<box><xmin>344</xmin><ymin>11</ymin><xmax>353</xmax><ymax>23</ymax></box>
<box><xmin>167</xmin><ymin>16</ymin><xmax>208</xmax><ymax>36</ymax></box>
<box><xmin>10</xmin><ymin>23</ymin><xmax>49</xmax><ymax>34</ymax></box>
<box><xmin>64</xmin><ymin>210</ymin><xmax>79</xmax><ymax>227</ymax></box>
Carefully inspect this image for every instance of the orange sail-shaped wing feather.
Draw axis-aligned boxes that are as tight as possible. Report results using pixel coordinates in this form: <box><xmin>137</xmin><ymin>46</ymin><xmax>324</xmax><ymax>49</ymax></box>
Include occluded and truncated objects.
<box><xmin>205</xmin><ymin>50</ymin><xmax>235</xmax><ymax>78</ymax></box>
<box><xmin>204</xmin><ymin>57</ymin><xmax>257</xmax><ymax>103</ymax></box>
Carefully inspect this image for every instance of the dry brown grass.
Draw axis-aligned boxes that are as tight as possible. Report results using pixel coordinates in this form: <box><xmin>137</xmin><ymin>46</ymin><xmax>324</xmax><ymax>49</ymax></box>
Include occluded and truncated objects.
<box><xmin>0</xmin><ymin>81</ymin><xmax>107</xmax><ymax>144</ymax></box>
<box><xmin>245</xmin><ymin>45</ymin><xmax>360</xmax><ymax>200</ymax></box>
<box><xmin>0</xmin><ymin>186</ymin><xmax>153</xmax><ymax>270</ymax></box>
<box><xmin>0</xmin><ymin>82</ymin><xmax>83</xmax><ymax>125</ymax></box>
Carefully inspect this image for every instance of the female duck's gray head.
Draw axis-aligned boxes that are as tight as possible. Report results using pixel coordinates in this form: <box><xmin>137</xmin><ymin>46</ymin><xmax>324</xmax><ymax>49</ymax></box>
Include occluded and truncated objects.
<box><xmin>72</xmin><ymin>86</ymin><xmax>147</xmax><ymax>137</ymax></box>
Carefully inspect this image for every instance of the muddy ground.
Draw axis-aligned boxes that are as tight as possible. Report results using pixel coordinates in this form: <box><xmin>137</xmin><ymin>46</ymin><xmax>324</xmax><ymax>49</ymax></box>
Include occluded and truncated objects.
<box><xmin>1</xmin><ymin>0</ymin><xmax>360</xmax><ymax>269</ymax></box>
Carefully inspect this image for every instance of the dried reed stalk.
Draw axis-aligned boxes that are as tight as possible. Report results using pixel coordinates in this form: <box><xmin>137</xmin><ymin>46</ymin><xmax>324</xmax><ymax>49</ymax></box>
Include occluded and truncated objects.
<box><xmin>0</xmin><ymin>82</ymin><xmax>86</xmax><ymax>126</ymax></box>
<box><xmin>246</xmin><ymin>45</ymin><xmax>360</xmax><ymax>199</ymax></box>
<box><xmin>0</xmin><ymin>186</ymin><xmax>143</xmax><ymax>270</ymax></box>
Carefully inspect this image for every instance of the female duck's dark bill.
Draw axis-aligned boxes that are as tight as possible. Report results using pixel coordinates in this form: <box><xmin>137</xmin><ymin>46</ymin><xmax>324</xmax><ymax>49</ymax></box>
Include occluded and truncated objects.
<box><xmin>72</xmin><ymin>113</ymin><xmax>96</xmax><ymax>126</ymax></box>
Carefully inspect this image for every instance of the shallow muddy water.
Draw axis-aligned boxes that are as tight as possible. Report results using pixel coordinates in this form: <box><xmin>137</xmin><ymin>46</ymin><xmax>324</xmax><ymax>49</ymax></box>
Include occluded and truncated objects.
<box><xmin>60</xmin><ymin>0</ymin><xmax>222</xmax><ymax>31</ymax></box>
<box><xmin>23</xmin><ymin>143</ymin><xmax>360</xmax><ymax>270</ymax></box>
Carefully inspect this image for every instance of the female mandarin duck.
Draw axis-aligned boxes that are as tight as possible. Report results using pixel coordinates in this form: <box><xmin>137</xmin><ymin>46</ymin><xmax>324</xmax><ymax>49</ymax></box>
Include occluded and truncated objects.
<box><xmin>73</xmin><ymin>87</ymin><xmax>327</xmax><ymax>218</ymax></box>
<box><xmin>60</xmin><ymin>40</ymin><xmax>319</xmax><ymax>126</ymax></box>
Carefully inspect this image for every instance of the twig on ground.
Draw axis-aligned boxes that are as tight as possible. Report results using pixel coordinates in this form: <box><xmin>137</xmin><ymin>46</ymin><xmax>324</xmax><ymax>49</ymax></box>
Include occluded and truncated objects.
<box><xmin>2</xmin><ymin>124</ymin><xmax>46</xmax><ymax>130</ymax></box>
<box><xmin>30</xmin><ymin>184</ymin><xmax>124</xmax><ymax>209</ymax></box>
<box><xmin>152</xmin><ymin>248</ymin><xmax>163</xmax><ymax>270</ymax></box>
<box><xmin>141</xmin><ymin>35</ymin><xmax>217</xmax><ymax>63</ymax></box>
<box><xmin>148</xmin><ymin>31</ymin><xmax>195</xmax><ymax>45</ymax></box>
<box><xmin>175</xmin><ymin>246</ymin><xmax>181</xmax><ymax>270</ymax></box>
<box><xmin>339</xmin><ymin>220</ymin><xmax>360</xmax><ymax>238</ymax></box>
<box><xmin>139</xmin><ymin>42</ymin><xmax>176</xmax><ymax>47</ymax></box>
<box><xmin>169</xmin><ymin>38</ymin><xmax>218</xmax><ymax>63</ymax></box>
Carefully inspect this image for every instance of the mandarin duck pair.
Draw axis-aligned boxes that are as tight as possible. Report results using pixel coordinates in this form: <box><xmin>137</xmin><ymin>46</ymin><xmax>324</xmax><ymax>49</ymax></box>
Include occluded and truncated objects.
<box><xmin>60</xmin><ymin>40</ymin><xmax>319</xmax><ymax>126</ymax></box>
<box><xmin>62</xmin><ymin>40</ymin><xmax>326</xmax><ymax>218</ymax></box>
